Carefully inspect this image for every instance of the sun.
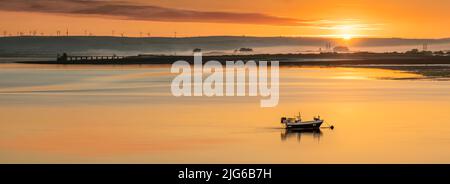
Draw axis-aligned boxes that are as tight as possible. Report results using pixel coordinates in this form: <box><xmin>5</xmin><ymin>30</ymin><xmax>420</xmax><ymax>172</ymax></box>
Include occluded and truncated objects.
<box><xmin>342</xmin><ymin>33</ymin><xmax>352</xmax><ymax>40</ymax></box>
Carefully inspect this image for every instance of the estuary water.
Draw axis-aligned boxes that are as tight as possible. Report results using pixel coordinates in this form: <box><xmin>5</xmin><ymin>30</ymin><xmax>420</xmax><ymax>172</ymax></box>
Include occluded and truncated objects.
<box><xmin>0</xmin><ymin>63</ymin><xmax>450</xmax><ymax>163</ymax></box>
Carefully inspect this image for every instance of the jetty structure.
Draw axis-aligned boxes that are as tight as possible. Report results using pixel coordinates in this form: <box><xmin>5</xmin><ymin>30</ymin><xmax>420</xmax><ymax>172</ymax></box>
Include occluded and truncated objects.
<box><xmin>57</xmin><ymin>53</ymin><xmax>126</xmax><ymax>63</ymax></box>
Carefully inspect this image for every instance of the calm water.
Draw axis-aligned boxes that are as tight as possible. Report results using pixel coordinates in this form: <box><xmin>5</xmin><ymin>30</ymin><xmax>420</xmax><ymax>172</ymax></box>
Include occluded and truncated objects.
<box><xmin>0</xmin><ymin>63</ymin><xmax>450</xmax><ymax>163</ymax></box>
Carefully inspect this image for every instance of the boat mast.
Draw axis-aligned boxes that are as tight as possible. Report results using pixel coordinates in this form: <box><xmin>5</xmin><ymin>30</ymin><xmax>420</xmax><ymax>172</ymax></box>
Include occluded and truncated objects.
<box><xmin>297</xmin><ymin>112</ymin><xmax>302</xmax><ymax>122</ymax></box>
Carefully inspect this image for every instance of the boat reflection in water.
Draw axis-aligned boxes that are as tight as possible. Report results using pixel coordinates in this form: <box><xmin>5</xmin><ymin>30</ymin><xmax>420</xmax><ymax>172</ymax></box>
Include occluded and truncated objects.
<box><xmin>280</xmin><ymin>128</ymin><xmax>323</xmax><ymax>142</ymax></box>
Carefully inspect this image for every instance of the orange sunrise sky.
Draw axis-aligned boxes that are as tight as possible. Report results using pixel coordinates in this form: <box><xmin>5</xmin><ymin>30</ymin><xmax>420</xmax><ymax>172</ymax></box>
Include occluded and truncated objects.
<box><xmin>0</xmin><ymin>0</ymin><xmax>449</xmax><ymax>38</ymax></box>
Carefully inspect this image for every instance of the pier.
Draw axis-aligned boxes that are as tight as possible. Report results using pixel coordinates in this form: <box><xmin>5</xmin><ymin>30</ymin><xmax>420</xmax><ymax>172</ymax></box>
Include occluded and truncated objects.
<box><xmin>57</xmin><ymin>53</ymin><xmax>126</xmax><ymax>63</ymax></box>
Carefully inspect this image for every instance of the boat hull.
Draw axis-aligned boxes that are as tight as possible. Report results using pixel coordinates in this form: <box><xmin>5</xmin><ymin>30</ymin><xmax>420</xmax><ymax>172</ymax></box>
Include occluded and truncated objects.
<box><xmin>285</xmin><ymin>120</ymin><xmax>323</xmax><ymax>129</ymax></box>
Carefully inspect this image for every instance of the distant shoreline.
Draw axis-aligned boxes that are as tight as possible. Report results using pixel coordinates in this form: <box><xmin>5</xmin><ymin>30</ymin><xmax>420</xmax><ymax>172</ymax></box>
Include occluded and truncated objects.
<box><xmin>15</xmin><ymin>53</ymin><xmax>450</xmax><ymax>66</ymax></box>
<box><xmin>2</xmin><ymin>36</ymin><xmax>450</xmax><ymax>58</ymax></box>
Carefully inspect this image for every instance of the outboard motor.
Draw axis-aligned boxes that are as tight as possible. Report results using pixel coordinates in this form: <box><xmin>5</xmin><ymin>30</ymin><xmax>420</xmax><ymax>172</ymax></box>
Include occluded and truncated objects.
<box><xmin>281</xmin><ymin>117</ymin><xmax>287</xmax><ymax>124</ymax></box>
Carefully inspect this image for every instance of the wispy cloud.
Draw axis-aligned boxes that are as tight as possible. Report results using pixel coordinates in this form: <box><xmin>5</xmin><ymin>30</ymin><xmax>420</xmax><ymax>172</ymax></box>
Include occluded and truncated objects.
<box><xmin>0</xmin><ymin>0</ymin><xmax>319</xmax><ymax>26</ymax></box>
<box><xmin>313</xmin><ymin>19</ymin><xmax>383</xmax><ymax>31</ymax></box>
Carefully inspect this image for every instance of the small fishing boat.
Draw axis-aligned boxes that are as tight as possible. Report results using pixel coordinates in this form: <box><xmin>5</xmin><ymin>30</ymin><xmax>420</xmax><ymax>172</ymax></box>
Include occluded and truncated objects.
<box><xmin>281</xmin><ymin>113</ymin><xmax>323</xmax><ymax>129</ymax></box>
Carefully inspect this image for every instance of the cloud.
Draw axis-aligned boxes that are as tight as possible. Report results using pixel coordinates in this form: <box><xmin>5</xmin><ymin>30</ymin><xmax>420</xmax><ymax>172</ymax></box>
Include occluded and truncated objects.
<box><xmin>314</xmin><ymin>19</ymin><xmax>383</xmax><ymax>31</ymax></box>
<box><xmin>0</xmin><ymin>0</ymin><xmax>317</xmax><ymax>26</ymax></box>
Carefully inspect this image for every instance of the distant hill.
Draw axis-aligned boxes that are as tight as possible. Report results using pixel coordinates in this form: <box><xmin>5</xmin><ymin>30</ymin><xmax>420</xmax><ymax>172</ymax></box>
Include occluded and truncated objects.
<box><xmin>0</xmin><ymin>36</ymin><xmax>449</xmax><ymax>57</ymax></box>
